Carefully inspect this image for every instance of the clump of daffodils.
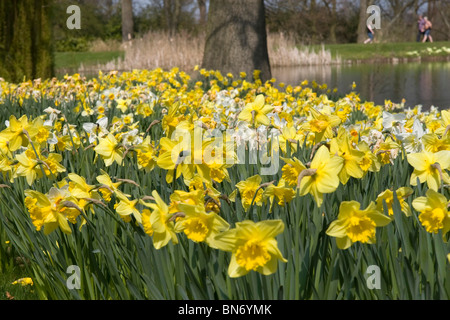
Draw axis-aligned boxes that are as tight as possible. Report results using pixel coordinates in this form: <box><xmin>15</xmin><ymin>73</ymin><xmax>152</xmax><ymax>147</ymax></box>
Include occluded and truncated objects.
<box><xmin>0</xmin><ymin>67</ymin><xmax>447</xmax><ymax>281</ymax></box>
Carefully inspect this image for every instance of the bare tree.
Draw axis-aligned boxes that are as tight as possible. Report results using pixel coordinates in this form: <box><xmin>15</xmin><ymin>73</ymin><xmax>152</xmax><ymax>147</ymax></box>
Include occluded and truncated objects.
<box><xmin>384</xmin><ymin>0</ymin><xmax>417</xmax><ymax>29</ymax></box>
<box><xmin>437</xmin><ymin>0</ymin><xmax>450</xmax><ymax>38</ymax></box>
<box><xmin>202</xmin><ymin>0</ymin><xmax>271</xmax><ymax>82</ymax></box>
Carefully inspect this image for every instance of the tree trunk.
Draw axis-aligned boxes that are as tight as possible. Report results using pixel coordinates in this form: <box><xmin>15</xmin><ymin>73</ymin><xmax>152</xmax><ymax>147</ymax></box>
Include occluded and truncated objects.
<box><xmin>0</xmin><ymin>0</ymin><xmax>53</xmax><ymax>82</ymax></box>
<box><xmin>357</xmin><ymin>0</ymin><xmax>369</xmax><ymax>43</ymax></box>
<box><xmin>33</xmin><ymin>0</ymin><xmax>53</xmax><ymax>79</ymax></box>
<box><xmin>309</xmin><ymin>0</ymin><xmax>317</xmax><ymax>43</ymax></box>
<box><xmin>329</xmin><ymin>0</ymin><xmax>337</xmax><ymax>43</ymax></box>
<box><xmin>164</xmin><ymin>0</ymin><xmax>172</xmax><ymax>34</ymax></box>
<box><xmin>164</xmin><ymin>0</ymin><xmax>181</xmax><ymax>37</ymax></box>
<box><xmin>173</xmin><ymin>0</ymin><xmax>181</xmax><ymax>35</ymax></box>
<box><xmin>197</xmin><ymin>0</ymin><xmax>207</xmax><ymax>26</ymax></box>
<box><xmin>202</xmin><ymin>0</ymin><xmax>271</xmax><ymax>82</ymax></box>
<box><xmin>121</xmin><ymin>0</ymin><xmax>134</xmax><ymax>42</ymax></box>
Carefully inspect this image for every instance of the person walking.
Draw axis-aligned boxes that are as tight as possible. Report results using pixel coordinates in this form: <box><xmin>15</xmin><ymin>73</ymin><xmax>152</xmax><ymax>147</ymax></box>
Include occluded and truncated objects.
<box><xmin>417</xmin><ymin>15</ymin><xmax>425</xmax><ymax>42</ymax></box>
<box><xmin>364</xmin><ymin>24</ymin><xmax>375</xmax><ymax>44</ymax></box>
<box><xmin>422</xmin><ymin>17</ymin><xmax>433</xmax><ymax>43</ymax></box>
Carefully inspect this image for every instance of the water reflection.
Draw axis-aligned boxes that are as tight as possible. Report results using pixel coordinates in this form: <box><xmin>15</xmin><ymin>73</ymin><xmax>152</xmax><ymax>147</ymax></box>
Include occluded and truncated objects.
<box><xmin>272</xmin><ymin>61</ymin><xmax>450</xmax><ymax>110</ymax></box>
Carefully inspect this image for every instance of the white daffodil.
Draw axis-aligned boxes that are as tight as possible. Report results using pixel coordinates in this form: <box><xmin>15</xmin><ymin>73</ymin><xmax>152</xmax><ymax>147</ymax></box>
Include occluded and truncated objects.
<box><xmin>395</xmin><ymin>119</ymin><xmax>426</xmax><ymax>153</ymax></box>
<box><xmin>82</xmin><ymin>117</ymin><xmax>109</xmax><ymax>143</ymax></box>
<box><xmin>43</xmin><ymin>107</ymin><xmax>62</xmax><ymax>126</ymax></box>
<box><xmin>382</xmin><ymin>111</ymin><xmax>406</xmax><ymax>131</ymax></box>
<box><xmin>121</xmin><ymin>129</ymin><xmax>143</xmax><ymax>147</ymax></box>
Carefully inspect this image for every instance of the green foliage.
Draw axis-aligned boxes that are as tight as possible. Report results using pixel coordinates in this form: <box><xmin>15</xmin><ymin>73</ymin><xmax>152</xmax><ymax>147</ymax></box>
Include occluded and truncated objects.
<box><xmin>0</xmin><ymin>0</ymin><xmax>53</xmax><ymax>82</ymax></box>
<box><xmin>55</xmin><ymin>38</ymin><xmax>90</xmax><ymax>52</ymax></box>
<box><xmin>52</xmin><ymin>0</ymin><xmax>123</xmax><ymax>51</ymax></box>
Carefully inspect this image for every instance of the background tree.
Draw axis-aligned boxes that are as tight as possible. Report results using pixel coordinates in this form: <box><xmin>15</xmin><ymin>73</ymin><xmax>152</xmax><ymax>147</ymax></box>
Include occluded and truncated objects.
<box><xmin>357</xmin><ymin>0</ymin><xmax>370</xmax><ymax>43</ymax></box>
<box><xmin>265</xmin><ymin>0</ymin><xmax>359</xmax><ymax>44</ymax></box>
<box><xmin>164</xmin><ymin>0</ymin><xmax>182</xmax><ymax>36</ymax></box>
<box><xmin>0</xmin><ymin>0</ymin><xmax>53</xmax><ymax>82</ymax></box>
<box><xmin>324</xmin><ymin>0</ymin><xmax>338</xmax><ymax>43</ymax></box>
<box><xmin>202</xmin><ymin>0</ymin><xmax>271</xmax><ymax>82</ymax></box>
<box><xmin>52</xmin><ymin>0</ymin><xmax>122</xmax><ymax>51</ymax></box>
<box><xmin>122</xmin><ymin>0</ymin><xmax>134</xmax><ymax>42</ymax></box>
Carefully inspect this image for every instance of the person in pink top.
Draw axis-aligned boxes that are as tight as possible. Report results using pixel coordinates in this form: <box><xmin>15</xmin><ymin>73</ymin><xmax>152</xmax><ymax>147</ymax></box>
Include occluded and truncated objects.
<box><xmin>422</xmin><ymin>16</ymin><xmax>433</xmax><ymax>43</ymax></box>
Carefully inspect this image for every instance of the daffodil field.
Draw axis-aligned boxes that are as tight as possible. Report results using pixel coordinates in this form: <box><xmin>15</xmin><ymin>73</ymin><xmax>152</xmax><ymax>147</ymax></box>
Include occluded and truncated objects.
<box><xmin>0</xmin><ymin>68</ymin><xmax>449</xmax><ymax>300</ymax></box>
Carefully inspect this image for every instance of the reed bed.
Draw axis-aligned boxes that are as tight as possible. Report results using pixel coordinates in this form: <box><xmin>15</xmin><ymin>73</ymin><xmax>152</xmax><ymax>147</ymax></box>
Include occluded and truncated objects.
<box><xmin>85</xmin><ymin>32</ymin><xmax>339</xmax><ymax>74</ymax></box>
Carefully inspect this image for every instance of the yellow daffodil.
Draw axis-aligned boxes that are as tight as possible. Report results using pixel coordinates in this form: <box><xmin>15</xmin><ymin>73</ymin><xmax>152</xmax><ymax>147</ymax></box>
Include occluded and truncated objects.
<box><xmin>95</xmin><ymin>171</ymin><xmax>124</xmax><ymax>201</ymax></box>
<box><xmin>374</xmin><ymin>136</ymin><xmax>400</xmax><ymax>165</ymax></box>
<box><xmin>407</xmin><ymin>150</ymin><xmax>450</xmax><ymax>191</ymax></box>
<box><xmin>235</xmin><ymin>175</ymin><xmax>265</xmax><ymax>210</ymax></box>
<box><xmin>435</xmin><ymin>110</ymin><xmax>450</xmax><ymax>136</ymax></box>
<box><xmin>279</xmin><ymin>125</ymin><xmax>301</xmax><ymax>153</ymax></box>
<box><xmin>326</xmin><ymin>201</ymin><xmax>392</xmax><ymax>249</ymax></box>
<box><xmin>298</xmin><ymin>145</ymin><xmax>344</xmax><ymax>207</ymax></box>
<box><xmin>142</xmin><ymin>190</ymin><xmax>178</xmax><ymax>249</ymax></box>
<box><xmin>114</xmin><ymin>193</ymin><xmax>142</xmax><ymax>224</ymax></box>
<box><xmin>174</xmin><ymin>203</ymin><xmax>229</xmax><ymax>248</ymax></box>
<box><xmin>375</xmin><ymin>187</ymin><xmax>413</xmax><ymax>217</ymax></box>
<box><xmin>238</xmin><ymin>94</ymin><xmax>274</xmax><ymax>127</ymax></box>
<box><xmin>135</xmin><ymin>136</ymin><xmax>157</xmax><ymax>172</ymax></box>
<box><xmin>141</xmin><ymin>208</ymin><xmax>154</xmax><ymax>236</ymax></box>
<box><xmin>0</xmin><ymin>135</ymin><xmax>11</xmax><ymax>158</ymax></box>
<box><xmin>330</xmin><ymin>128</ymin><xmax>365</xmax><ymax>185</ymax></box>
<box><xmin>263</xmin><ymin>179</ymin><xmax>296</xmax><ymax>212</ymax></box>
<box><xmin>422</xmin><ymin>133</ymin><xmax>450</xmax><ymax>152</ymax></box>
<box><xmin>214</xmin><ymin>220</ymin><xmax>287</xmax><ymax>277</ymax></box>
<box><xmin>156</xmin><ymin>133</ymin><xmax>213</xmax><ymax>184</ymax></box>
<box><xmin>24</xmin><ymin>187</ymin><xmax>81</xmax><ymax>235</ymax></box>
<box><xmin>0</xmin><ymin>115</ymin><xmax>37</xmax><ymax>151</ymax></box>
<box><xmin>161</xmin><ymin>102</ymin><xmax>183</xmax><ymax>136</ymax></box>
<box><xmin>168</xmin><ymin>189</ymin><xmax>204</xmax><ymax>214</ymax></box>
<box><xmin>12</xmin><ymin>277</ymin><xmax>33</xmax><ymax>286</ymax></box>
<box><xmin>41</xmin><ymin>153</ymin><xmax>66</xmax><ymax>178</ymax></box>
<box><xmin>94</xmin><ymin>133</ymin><xmax>124</xmax><ymax>166</ymax></box>
<box><xmin>357</xmin><ymin>141</ymin><xmax>381</xmax><ymax>173</ymax></box>
<box><xmin>15</xmin><ymin>149</ymin><xmax>39</xmax><ymax>186</ymax></box>
<box><xmin>412</xmin><ymin>189</ymin><xmax>450</xmax><ymax>238</ymax></box>
<box><xmin>302</xmin><ymin>107</ymin><xmax>341</xmax><ymax>143</ymax></box>
<box><xmin>68</xmin><ymin>173</ymin><xmax>101</xmax><ymax>210</ymax></box>
<box><xmin>281</xmin><ymin>156</ymin><xmax>306</xmax><ymax>187</ymax></box>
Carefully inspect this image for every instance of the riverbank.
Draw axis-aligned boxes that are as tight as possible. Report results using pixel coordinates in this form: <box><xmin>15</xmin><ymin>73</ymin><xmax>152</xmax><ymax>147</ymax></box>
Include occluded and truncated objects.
<box><xmin>318</xmin><ymin>41</ymin><xmax>450</xmax><ymax>64</ymax></box>
<box><xmin>54</xmin><ymin>40</ymin><xmax>450</xmax><ymax>77</ymax></box>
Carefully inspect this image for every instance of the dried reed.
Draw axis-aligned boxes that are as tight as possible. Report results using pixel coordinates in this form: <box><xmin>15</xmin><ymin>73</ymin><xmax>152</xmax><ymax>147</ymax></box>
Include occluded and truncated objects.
<box><xmin>86</xmin><ymin>31</ymin><xmax>340</xmax><ymax>74</ymax></box>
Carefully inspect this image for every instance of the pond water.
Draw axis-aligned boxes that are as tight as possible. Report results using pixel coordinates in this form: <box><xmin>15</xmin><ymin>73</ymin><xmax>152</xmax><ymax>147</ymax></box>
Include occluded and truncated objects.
<box><xmin>272</xmin><ymin>60</ymin><xmax>450</xmax><ymax>110</ymax></box>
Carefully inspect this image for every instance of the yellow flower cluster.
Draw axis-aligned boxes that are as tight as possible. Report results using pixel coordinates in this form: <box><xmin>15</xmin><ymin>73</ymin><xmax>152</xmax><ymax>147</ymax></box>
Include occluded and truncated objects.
<box><xmin>11</xmin><ymin>277</ymin><xmax>34</xmax><ymax>286</ymax></box>
<box><xmin>0</xmin><ymin>68</ymin><xmax>449</xmax><ymax>277</ymax></box>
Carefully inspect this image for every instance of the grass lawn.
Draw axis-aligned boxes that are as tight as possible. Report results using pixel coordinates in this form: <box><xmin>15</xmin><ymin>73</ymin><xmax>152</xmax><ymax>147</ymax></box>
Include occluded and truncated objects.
<box><xmin>0</xmin><ymin>239</ymin><xmax>38</xmax><ymax>300</ymax></box>
<box><xmin>0</xmin><ymin>267</ymin><xmax>38</xmax><ymax>300</ymax></box>
<box><xmin>55</xmin><ymin>51</ymin><xmax>124</xmax><ymax>76</ymax></box>
<box><xmin>315</xmin><ymin>41</ymin><xmax>450</xmax><ymax>62</ymax></box>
